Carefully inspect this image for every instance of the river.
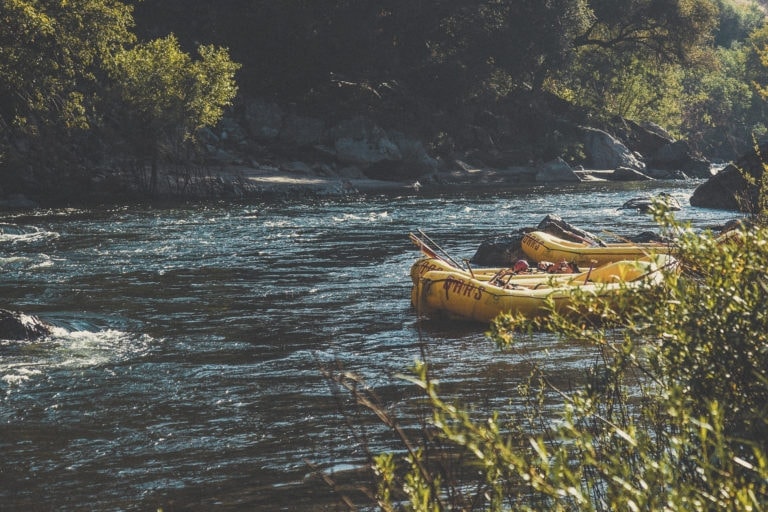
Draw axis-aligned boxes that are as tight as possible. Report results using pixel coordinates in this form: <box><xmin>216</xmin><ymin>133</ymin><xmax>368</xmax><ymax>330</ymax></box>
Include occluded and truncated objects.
<box><xmin>0</xmin><ymin>181</ymin><xmax>739</xmax><ymax>510</ymax></box>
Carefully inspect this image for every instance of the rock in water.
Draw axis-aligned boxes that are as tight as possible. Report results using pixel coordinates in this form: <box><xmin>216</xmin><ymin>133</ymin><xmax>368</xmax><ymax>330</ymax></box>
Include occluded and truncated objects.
<box><xmin>537</xmin><ymin>214</ymin><xmax>603</xmax><ymax>244</ymax></box>
<box><xmin>0</xmin><ymin>309</ymin><xmax>53</xmax><ymax>341</ymax></box>
<box><xmin>470</xmin><ymin>232</ymin><xmax>527</xmax><ymax>266</ymax></box>
<box><xmin>620</xmin><ymin>192</ymin><xmax>681</xmax><ymax>213</ymax></box>
<box><xmin>471</xmin><ymin>215</ymin><xmax>604</xmax><ymax>266</ymax></box>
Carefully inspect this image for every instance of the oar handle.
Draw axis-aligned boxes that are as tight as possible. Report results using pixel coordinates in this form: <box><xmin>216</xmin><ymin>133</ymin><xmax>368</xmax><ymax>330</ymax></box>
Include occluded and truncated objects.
<box><xmin>417</xmin><ymin>229</ymin><xmax>463</xmax><ymax>268</ymax></box>
<box><xmin>409</xmin><ymin>232</ymin><xmax>440</xmax><ymax>260</ymax></box>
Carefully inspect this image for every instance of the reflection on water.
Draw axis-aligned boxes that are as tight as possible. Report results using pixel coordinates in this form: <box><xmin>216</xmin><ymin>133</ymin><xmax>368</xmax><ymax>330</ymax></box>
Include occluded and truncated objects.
<box><xmin>0</xmin><ymin>182</ymin><xmax>740</xmax><ymax>509</ymax></box>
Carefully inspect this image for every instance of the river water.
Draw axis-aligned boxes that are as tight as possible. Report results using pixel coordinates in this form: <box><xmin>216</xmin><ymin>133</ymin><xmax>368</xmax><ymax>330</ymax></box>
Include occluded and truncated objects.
<box><xmin>0</xmin><ymin>181</ymin><xmax>738</xmax><ymax>510</ymax></box>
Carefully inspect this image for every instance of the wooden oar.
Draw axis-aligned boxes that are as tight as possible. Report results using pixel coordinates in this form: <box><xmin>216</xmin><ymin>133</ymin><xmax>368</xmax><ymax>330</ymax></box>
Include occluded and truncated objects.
<box><xmin>417</xmin><ymin>229</ymin><xmax>464</xmax><ymax>269</ymax></box>
<box><xmin>409</xmin><ymin>232</ymin><xmax>443</xmax><ymax>261</ymax></box>
<box><xmin>584</xmin><ymin>259</ymin><xmax>598</xmax><ymax>284</ymax></box>
<box><xmin>462</xmin><ymin>258</ymin><xmax>476</xmax><ymax>279</ymax></box>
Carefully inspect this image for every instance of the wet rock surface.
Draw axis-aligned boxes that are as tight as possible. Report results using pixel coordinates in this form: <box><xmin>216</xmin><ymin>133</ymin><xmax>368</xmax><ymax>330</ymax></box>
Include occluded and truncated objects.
<box><xmin>0</xmin><ymin>309</ymin><xmax>53</xmax><ymax>341</ymax></box>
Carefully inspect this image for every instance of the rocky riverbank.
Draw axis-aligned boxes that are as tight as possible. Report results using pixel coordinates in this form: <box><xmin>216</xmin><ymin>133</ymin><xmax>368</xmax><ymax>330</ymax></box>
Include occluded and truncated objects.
<box><xmin>1</xmin><ymin>93</ymin><xmax>761</xmax><ymax>210</ymax></box>
<box><xmin>181</xmin><ymin>95</ymin><xmax>715</xmax><ymax>201</ymax></box>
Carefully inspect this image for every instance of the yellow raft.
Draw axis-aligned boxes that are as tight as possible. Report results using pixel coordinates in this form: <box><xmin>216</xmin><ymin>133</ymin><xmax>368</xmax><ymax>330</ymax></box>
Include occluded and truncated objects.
<box><xmin>409</xmin><ymin>257</ymin><xmax>566</xmax><ymax>301</ymax></box>
<box><xmin>521</xmin><ymin>230</ymin><xmax>673</xmax><ymax>266</ymax></box>
<box><xmin>411</xmin><ymin>256</ymin><xmax>671</xmax><ymax>323</ymax></box>
<box><xmin>412</xmin><ymin>257</ymin><xmax>504</xmax><ymax>282</ymax></box>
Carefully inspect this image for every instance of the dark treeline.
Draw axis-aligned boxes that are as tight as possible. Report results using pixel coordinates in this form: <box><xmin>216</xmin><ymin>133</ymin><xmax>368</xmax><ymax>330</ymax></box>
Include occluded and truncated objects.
<box><xmin>136</xmin><ymin>1</ymin><xmax>593</xmax><ymax>104</ymax></box>
<box><xmin>3</xmin><ymin>0</ymin><xmax>768</xmax><ymax>201</ymax></box>
<box><xmin>131</xmin><ymin>0</ymin><xmax>768</xmax><ymax>153</ymax></box>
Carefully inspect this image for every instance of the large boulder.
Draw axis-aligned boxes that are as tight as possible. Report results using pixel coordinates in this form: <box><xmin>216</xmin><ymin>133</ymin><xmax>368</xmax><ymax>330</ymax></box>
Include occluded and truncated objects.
<box><xmin>279</xmin><ymin>113</ymin><xmax>326</xmax><ymax>147</ymax></box>
<box><xmin>390</xmin><ymin>131</ymin><xmax>439</xmax><ymax>174</ymax></box>
<box><xmin>689</xmin><ymin>165</ymin><xmax>756</xmax><ymax>211</ymax></box>
<box><xmin>616</xmin><ymin>119</ymin><xmax>675</xmax><ymax>157</ymax></box>
<box><xmin>690</xmin><ymin>143</ymin><xmax>766</xmax><ymax>211</ymax></box>
<box><xmin>535</xmin><ymin>158</ymin><xmax>581</xmax><ymax>182</ymax></box>
<box><xmin>0</xmin><ymin>309</ymin><xmax>53</xmax><ymax>341</ymax></box>
<box><xmin>651</xmin><ymin>140</ymin><xmax>711</xmax><ymax>179</ymax></box>
<box><xmin>244</xmin><ymin>98</ymin><xmax>283</xmax><ymax>141</ymax></box>
<box><xmin>331</xmin><ymin>117</ymin><xmax>402</xmax><ymax>166</ymax></box>
<box><xmin>582</xmin><ymin>127</ymin><xmax>646</xmax><ymax>172</ymax></box>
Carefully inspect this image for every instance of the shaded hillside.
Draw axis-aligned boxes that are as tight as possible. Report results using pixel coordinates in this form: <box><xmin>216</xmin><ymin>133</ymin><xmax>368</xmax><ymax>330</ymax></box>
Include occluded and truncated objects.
<box><xmin>127</xmin><ymin>0</ymin><xmax>768</xmax><ymax>166</ymax></box>
<box><xmin>4</xmin><ymin>0</ymin><xmax>768</xmax><ymax>204</ymax></box>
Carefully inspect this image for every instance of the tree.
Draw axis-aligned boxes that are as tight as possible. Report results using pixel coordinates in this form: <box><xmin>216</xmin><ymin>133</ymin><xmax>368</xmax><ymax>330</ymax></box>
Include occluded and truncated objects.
<box><xmin>748</xmin><ymin>21</ymin><xmax>768</xmax><ymax>102</ymax></box>
<box><xmin>106</xmin><ymin>34</ymin><xmax>240</xmax><ymax>192</ymax></box>
<box><xmin>552</xmin><ymin>0</ymin><xmax>721</xmax><ymax>136</ymax></box>
<box><xmin>0</xmin><ymin>0</ymin><xmax>135</xmax><ymax>129</ymax></box>
<box><xmin>0</xmin><ymin>0</ymin><xmax>135</xmax><ymax>188</ymax></box>
<box><xmin>575</xmin><ymin>0</ymin><xmax>718</xmax><ymax>62</ymax></box>
<box><xmin>713</xmin><ymin>0</ymin><xmax>765</xmax><ymax>48</ymax></box>
<box><xmin>481</xmin><ymin>0</ymin><xmax>592</xmax><ymax>92</ymax></box>
<box><xmin>681</xmin><ymin>43</ymin><xmax>756</xmax><ymax>156</ymax></box>
<box><xmin>558</xmin><ymin>45</ymin><xmax>685</xmax><ymax>129</ymax></box>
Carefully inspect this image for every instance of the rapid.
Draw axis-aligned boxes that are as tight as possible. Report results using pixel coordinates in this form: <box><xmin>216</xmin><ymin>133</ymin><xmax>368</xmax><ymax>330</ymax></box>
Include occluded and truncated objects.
<box><xmin>0</xmin><ymin>181</ymin><xmax>738</xmax><ymax>510</ymax></box>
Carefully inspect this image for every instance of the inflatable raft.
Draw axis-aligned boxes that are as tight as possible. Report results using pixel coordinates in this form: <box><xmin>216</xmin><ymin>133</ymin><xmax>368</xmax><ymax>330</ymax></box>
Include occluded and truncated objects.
<box><xmin>411</xmin><ymin>256</ymin><xmax>671</xmax><ymax>323</ymax></box>
<box><xmin>521</xmin><ymin>230</ymin><xmax>673</xmax><ymax>266</ymax></box>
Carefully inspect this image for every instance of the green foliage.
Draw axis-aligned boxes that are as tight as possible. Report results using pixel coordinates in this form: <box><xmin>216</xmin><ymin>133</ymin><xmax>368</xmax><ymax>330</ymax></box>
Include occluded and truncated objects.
<box><xmin>647</xmin><ymin>217</ymin><xmax>768</xmax><ymax>442</ymax></box>
<box><xmin>576</xmin><ymin>0</ymin><xmax>719</xmax><ymax>62</ymax></box>
<box><xmin>692</xmin><ymin>45</ymin><xmax>752</xmax><ymax>126</ymax></box>
<box><xmin>5</xmin><ymin>0</ymin><xmax>768</xmax><ymax>196</ymax></box>
<box><xmin>106</xmin><ymin>34</ymin><xmax>239</xmax><ymax>189</ymax></box>
<box><xmin>0</xmin><ymin>0</ymin><xmax>242</xmax><ymax>196</ymax></box>
<box><xmin>733</xmin><ymin>139</ymin><xmax>768</xmax><ymax>222</ymax></box>
<box><xmin>366</xmin><ymin>212</ymin><xmax>768</xmax><ymax>510</ymax></box>
<box><xmin>189</xmin><ymin>44</ymin><xmax>240</xmax><ymax>128</ymax></box>
<box><xmin>0</xmin><ymin>0</ymin><xmax>135</xmax><ymax>130</ymax></box>
<box><xmin>108</xmin><ymin>35</ymin><xmax>239</xmax><ymax>135</ymax></box>
<box><xmin>558</xmin><ymin>0</ymin><xmax>768</xmax><ymax>154</ymax></box>
<box><xmin>560</xmin><ymin>49</ymin><xmax>685</xmax><ymax>129</ymax></box>
<box><xmin>714</xmin><ymin>0</ymin><xmax>765</xmax><ymax>47</ymax></box>
<box><xmin>681</xmin><ymin>43</ymin><xmax>757</xmax><ymax>153</ymax></box>
<box><xmin>751</xmin><ymin>28</ymin><xmax>768</xmax><ymax>102</ymax></box>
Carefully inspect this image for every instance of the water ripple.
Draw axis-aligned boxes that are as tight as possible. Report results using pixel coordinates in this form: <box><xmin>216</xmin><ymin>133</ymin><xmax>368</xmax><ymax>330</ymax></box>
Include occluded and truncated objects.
<box><xmin>0</xmin><ymin>182</ymin><xmax>741</xmax><ymax>509</ymax></box>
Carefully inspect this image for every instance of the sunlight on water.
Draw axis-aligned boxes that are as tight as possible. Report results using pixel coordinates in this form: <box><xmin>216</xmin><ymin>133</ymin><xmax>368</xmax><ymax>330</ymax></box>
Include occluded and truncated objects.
<box><xmin>0</xmin><ymin>364</ymin><xmax>42</xmax><ymax>388</ymax></box>
<box><xmin>0</xmin><ymin>223</ymin><xmax>60</xmax><ymax>245</ymax></box>
<box><xmin>331</xmin><ymin>211</ymin><xmax>390</xmax><ymax>223</ymax></box>
<box><xmin>0</xmin><ymin>329</ymin><xmax>156</xmax><ymax>394</ymax></box>
<box><xmin>0</xmin><ymin>182</ymin><xmax>744</xmax><ymax>509</ymax></box>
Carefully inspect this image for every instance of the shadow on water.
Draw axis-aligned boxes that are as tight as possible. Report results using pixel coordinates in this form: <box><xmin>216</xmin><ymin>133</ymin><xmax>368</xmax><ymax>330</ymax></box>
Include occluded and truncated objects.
<box><xmin>0</xmin><ymin>182</ymin><xmax>741</xmax><ymax>509</ymax></box>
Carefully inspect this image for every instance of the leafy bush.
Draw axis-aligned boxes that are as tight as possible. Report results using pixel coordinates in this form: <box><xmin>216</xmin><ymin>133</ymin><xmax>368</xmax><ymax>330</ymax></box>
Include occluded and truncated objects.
<box><xmin>349</xmin><ymin>211</ymin><xmax>768</xmax><ymax>511</ymax></box>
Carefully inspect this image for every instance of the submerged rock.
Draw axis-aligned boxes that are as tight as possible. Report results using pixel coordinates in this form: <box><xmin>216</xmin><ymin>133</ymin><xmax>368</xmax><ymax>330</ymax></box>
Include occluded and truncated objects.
<box><xmin>536</xmin><ymin>214</ymin><xmax>603</xmax><ymax>244</ymax></box>
<box><xmin>620</xmin><ymin>192</ymin><xmax>681</xmax><ymax>213</ymax></box>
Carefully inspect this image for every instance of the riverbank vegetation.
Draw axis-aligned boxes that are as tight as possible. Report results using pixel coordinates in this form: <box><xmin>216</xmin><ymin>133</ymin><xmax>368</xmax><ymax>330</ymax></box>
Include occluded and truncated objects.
<box><xmin>332</xmin><ymin>209</ymin><xmax>768</xmax><ymax>510</ymax></box>
<box><xmin>3</xmin><ymin>1</ymin><xmax>768</xmax><ymax>202</ymax></box>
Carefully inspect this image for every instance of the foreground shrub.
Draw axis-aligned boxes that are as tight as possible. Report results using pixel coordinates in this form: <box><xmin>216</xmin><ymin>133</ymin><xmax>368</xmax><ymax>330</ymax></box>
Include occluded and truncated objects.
<box><xmin>351</xmin><ymin>212</ymin><xmax>768</xmax><ymax>511</ymax></box>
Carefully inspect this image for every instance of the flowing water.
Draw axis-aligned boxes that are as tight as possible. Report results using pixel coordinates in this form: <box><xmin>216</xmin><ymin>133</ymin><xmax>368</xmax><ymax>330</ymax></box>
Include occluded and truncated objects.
<box><xmin>0</xmin><ymin>181</ymin><xmax>739</xmax><ymax>510</ymax></box>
